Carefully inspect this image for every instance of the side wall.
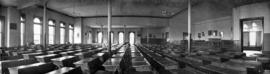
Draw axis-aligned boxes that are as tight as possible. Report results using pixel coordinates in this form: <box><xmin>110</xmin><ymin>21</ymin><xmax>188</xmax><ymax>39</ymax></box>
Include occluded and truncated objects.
<box><xmin>233</xmin><ymin>2</ymin><xmax>270</xmax><ymax>51</ymax></box>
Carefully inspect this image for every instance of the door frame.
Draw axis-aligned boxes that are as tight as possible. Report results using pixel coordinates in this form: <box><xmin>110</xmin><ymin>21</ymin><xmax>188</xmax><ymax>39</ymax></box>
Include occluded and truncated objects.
<box><xmin>240</xmin><ymin>17</ymin><xmax>264</xmax><ymax>52</ymax></box>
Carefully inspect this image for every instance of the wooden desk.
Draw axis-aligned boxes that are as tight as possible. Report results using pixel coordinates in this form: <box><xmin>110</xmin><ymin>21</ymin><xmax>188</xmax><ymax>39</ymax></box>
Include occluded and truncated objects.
<box><xmin>22</xmin><ymin>52</ymin><xmax>43</xmax><ymax>59</ymax></box>
<box><xmin>92</xmin><ymin>53</ymin><xmax>105</xmax><ymax>62</ymax></box>
<box><xmin>8</xmin><ymin>63</ymin><xmax>45</xmax><ymax>74</ymax></box>
<box><xmin>131</xmin><ymin>52</ymin><xmax>143</xmax><ymax>58</ymax></box>
<box><xmin>45</xmin><ymin>67</ymin><xmax>74</xmax><ymax>74</ymax></box>
<box><xmin>47</xmin><ymin>50</ymin><xmax>63</xmax><ymax>54</ymax></box>
<box><xmin>103</xmin><ymin>58</ymin><xmax>122</xmax><ymax>72</ymax></box>
<box><xmin>35</xmin><ymin>54</ymin><xmax>59</xmax><ymax>62</ymax></box>
<box><xmin>112</xmin><ymin>53</ymin><xmax>124</xmax><ymax>58</ymax></box>
<box><xmin>60</xmin><ymin>51</ymin><xmax>76</xmax><ymax>56</ymax></box>
<box><xmin>51</xmin><ymin>56</ymin><xmax>76</xmax><ymax>68</ymax></box>
<box><xmin>132</xmin><ymin>61</ymin><xmax>151</xmax><ymax>71</ymax></box>
<box><xmin>132</xmin><ymin>57</ymin><xmax>145</xmax><ymax>62</ymax></box>
<box><xmin>73</xmin><ymin>58</ymin><xmax>96</xmax><ymax>74</ymax></box>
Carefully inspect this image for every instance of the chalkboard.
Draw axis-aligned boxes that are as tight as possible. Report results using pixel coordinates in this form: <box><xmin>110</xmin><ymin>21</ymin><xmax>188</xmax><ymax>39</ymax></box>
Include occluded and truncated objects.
<box><xmin>10</xmin><ymin>23</ymin><xmax>17</xmax><ymax>30</ymax></box>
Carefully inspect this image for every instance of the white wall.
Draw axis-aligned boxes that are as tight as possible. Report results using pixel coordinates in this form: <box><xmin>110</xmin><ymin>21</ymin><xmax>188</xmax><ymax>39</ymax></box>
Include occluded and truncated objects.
<box><xmin>0</xmin><ymin>6</ymin><xmax>75</xmax><ymax>47</ymax></box>
<box><xmin>192</xmin><ymin>16</ymin><xmax>233</xmax><ymax>40</ymax></box>
<box><xmin>168</xmin><ymin>1</ymin><xmax>233</xmax><ymax>44</ymax></box>
<box><xmin>83</xmin><ymin>17</ymin><xmax>169</xmax><ymax>28</ymax></box>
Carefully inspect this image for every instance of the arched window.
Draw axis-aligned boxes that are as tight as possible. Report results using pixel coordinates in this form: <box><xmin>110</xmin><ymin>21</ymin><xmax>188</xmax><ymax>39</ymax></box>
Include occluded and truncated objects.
<box><xmin>33</xmin><ymin>17</ymin><xmax>42</xmax><ymax>44</ymax></box>
<box><xmin>69</xmin><ymin>24</ymin><xmax>74</xmax><ymax>44</ymax></box>
<box><xmin>60</xmin><ymin>22</ymin><xmax>65</xmax><ymax>44</ymax></box>
<box><xmin>129</xmin><ymin>32</ymin><xmax>135</xmax><ymax>45</ymax></box>
<box><xmin>20</xmin><ymin>15</ymin><xmax>26</xmax><ymax>46</ymax></box>
<box><xmin>48</xmin><ymin>20</ymin><xmax>55</xmax><ymax>44</ymax></box>
<box><xmin>118</xmin><ymin>32</ymin><xmax>124</xmax><ymax>44</ymax></box>
<box><xmin>97</xmin><ymin>32</ymin><xmax>103</xmax><ymax>43</ymax></box>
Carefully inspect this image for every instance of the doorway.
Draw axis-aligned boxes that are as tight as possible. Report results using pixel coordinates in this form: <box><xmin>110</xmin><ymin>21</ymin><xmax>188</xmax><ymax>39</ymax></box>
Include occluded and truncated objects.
<box><xmin>240</xmin><ymin>17</ymin><xmax>263</xmax><ymax>56</ymax></box>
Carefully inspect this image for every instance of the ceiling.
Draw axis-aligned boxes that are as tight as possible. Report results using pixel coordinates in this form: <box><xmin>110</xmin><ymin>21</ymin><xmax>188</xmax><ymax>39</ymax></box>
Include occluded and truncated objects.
<box><xmin>0</xmin><ymin>0</ymin><xmax>268</xmax><ymax>18</ymax></box>
<box><xmin>1</xmin><ymin>0</ymin><xmax>203</xmax><ymax>17</ymax></box>
<box><xmin>0</xmin><ymin>0</ymin><xmax>269</xmax><ymax>28</ymax></box>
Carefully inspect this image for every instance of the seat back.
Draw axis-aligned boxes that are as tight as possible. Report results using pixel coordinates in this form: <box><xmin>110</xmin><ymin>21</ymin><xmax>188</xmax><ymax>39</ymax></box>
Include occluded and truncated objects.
<box><xmin>1</xmin><ymin>59</ymin><xmax>38</xmax><ymax>74</ymax></box>
<box><xmin>37</xmin><ymin>63</ymin><xmax>58</xmax><ymax>73</ymax></box>
<box><xmin>64</xmin><ymin>67</ymin><xmax>83</xmax><ymax>74</ymax></box>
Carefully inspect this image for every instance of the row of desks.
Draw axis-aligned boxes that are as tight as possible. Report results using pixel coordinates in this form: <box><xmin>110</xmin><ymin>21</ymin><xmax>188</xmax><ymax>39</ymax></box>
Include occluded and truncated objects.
<box><xmin>72</xmin><ymin>45</ymin><xmax>124</xmax><ymax>74</ymax></box>
<box><xmin>142</xmin><ymin>45</ymin><xmax>265</xmax><ymax>74</ymax></box>
<box><xmin>138</xmin><ymin>46</ymin><xmax>179</xmax><ymax>70</ymax></box>
<box><xmin>4</xmin><ymin>45</ymin><xmax>104</xmax><ymax>74</ymax></box>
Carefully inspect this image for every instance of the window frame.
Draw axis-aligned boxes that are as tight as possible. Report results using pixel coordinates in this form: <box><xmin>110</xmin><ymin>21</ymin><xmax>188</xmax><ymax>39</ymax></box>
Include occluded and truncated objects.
<box><xmin>48</xmin><ymin>19</ymin><xmax>56</xmax><ymax>44</ymax></box>
<box><xmin>20</xmin><ymin>14</ymin><xmax>26</xmax><ymax>46</ymax></box>
<box><xmin>69</xmin><ymin>24</ymin><xmax>74</xmax><ymax>44</ymax></box>
<box><xmin>33</xmin><ymin>17</ymin><xmax>42</xmax><ymax>44</ymax></box>
<box><xmin>60</xmin><ymin>22</ymin><xmax>66</xmax><ymax>44</ymax></box>
<box><xmin>118</xmin><ymin>31</ymin><xmax>124</xmax><ymax>44</ymax></box>
<box><xmin>97</xmin><ymin>31</ymin><xmax>103</xmax><ymax>43</ymax></box>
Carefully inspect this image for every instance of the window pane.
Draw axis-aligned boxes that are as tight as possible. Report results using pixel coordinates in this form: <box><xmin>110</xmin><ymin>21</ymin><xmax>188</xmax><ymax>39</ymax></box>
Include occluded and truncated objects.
<box><xmin>33</xmin><ymin>24</ymin><xmax>41</xmax><ymax>44</ymax></box>
<box><xmin>21</xmin><ymin>23</ymin><xmax>25</xmax><ymax>45</ymax></box>
<box><xmin>33</xmin><ymin>17</ymin><xmax>41</xmax><ymax>23</ymax></box>
<box><xmin>69</xmin><ymin>29</ymin><xmax>73</xmax><ymax>43</ymax></box>
<box><xmin>111</xmin><ymin>32</ymin><xmax>113</xmax><ymax>44</ymax></box>
<box><xmin>20</xmin><ymin>17</ymin><xmax>25</xmax><ymax>21</ymax></box>
<box><xmin>98</xmin><ymin>32</ymin><xmax>102</xmax><ymax>43</ymax></box>
<box><xmin>69</xmin><ymin>25</ymin><xmax>73</xmax><ymax>29</ymax></box>
<box><xmin>0</xmin><ymin>34</ymin><xmax>1</xmax><ymax>47</ymax></box>
<box><xmin>249</xmin><ymin>31</ymin><xmax>256</xmax><ymax>46</ymax></box>
<box><xmin>129</xmin><ymin>32</ymin><xmax>135</xmax><ymax>45</ymax></box>
<box><xmin>49</xmin><ymin>26</ymin><xmax>55</xmax><ymax>44</ymax></box>
<box><xmin>60</xmin><ymin>28</ymin><xmax>65</xmax><ymax>44</ymax></box>
<box><xmin>60</xmin><ymin>23</ymin><xmax>65</xmax><ymax>27</ymax></box>
<box><xmin>48</xmin><ymin>20</ymin><xmax>55</xmax><ymax>26</ymax></box>
<box><xmin>0</xmin><ymin>20</ymin><xmax>2</xmax><ymax>32</ymax></box>
<box><xmin>119</xmin><ymin>32</ymin><xmax>124</xmax><ymax>44</ymax></box>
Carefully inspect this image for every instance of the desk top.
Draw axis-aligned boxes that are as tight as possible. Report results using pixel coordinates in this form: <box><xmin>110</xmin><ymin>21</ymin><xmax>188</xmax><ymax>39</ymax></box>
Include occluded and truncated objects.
<box><xmin>92</xmin><ymin>53</ymin><xmax>104</xmax><ymax>57</ymax></box>
<box><xmin>35</xmin><ymin>54</ymin><xmax>57</xmax><ymax>58</ymax></box>
<box><xmin>132</xmin><ymin>57</ymin><xmax>145</xmax><ymax>62</ymax></box>
<box><xmin>51</xmin><ymin>56</ymin><xmax>75</xmax><ymax>61</ymax></box>
<box><xmin>9</xmin><ymin>62</ymin><xmax>45</xmax><ymax>70</ymax></box>
<box><xmin>103</xmin><ymin>58</ymin><xmax>122</xmax><ymax>66</ymax></box>
<box><xmin>45</xmin><ymin>67</ymin><xmax>74</xmax><ymax>74</ymax></box>
<box><xmin>22</xmin><ymin>52</ymin><xmax>42</xmax><ymax>55</ymax></box>
<box><xmin>131</xmin><ymin>52</ymin><xmax>143</xmax><ymax>57</ymax></box>
<box><xmin>132</xmin><ymin>61</ymin><xmax>150</xmax><ymax>67</ymax></box>
<box><xmin>74</xmin><ymin>58</ymin><xmax>95</xmax><ymax>65</ymax></box>
<box><xmin>112</xmin><ymin>53</ymin><xmax>124</xmax><ymax>58</ymax></box>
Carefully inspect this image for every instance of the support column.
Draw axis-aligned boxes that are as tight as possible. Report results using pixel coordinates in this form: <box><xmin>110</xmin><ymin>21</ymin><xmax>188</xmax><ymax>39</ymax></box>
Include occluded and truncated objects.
<box><xmin>107</xmin><ymin>0</ymin><xmax>112</xmax><ymax>54</ymax></box>
<box><xmin>187</xmin><ymin>0</ymin><xmax>191</xmax><ymax>54</ymax></box>
<box><xmin>42</xmin><ymin>1</ymin><xmax>48</xmax><ymax>49</ymax></box>
<box><xmin>124</xmin><ymin>25</ymin><xmax>126</xmax><ymax>43</ymax></box>
<box><xmin>101</xmin><ymin>25</ymin><xmax>104</xmax><ymax>44</ymax></box>
<box><xmin>81</xmin><ymin>17</ymin><xmax>84</xmax><ymax>44</ymax></box>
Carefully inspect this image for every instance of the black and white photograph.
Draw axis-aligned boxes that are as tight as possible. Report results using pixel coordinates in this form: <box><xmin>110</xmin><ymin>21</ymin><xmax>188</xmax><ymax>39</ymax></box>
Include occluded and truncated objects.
<box><xmin>0</xmin><ymin>0</ymin><xmax>270</xmax><ymax>74</ymax></box>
